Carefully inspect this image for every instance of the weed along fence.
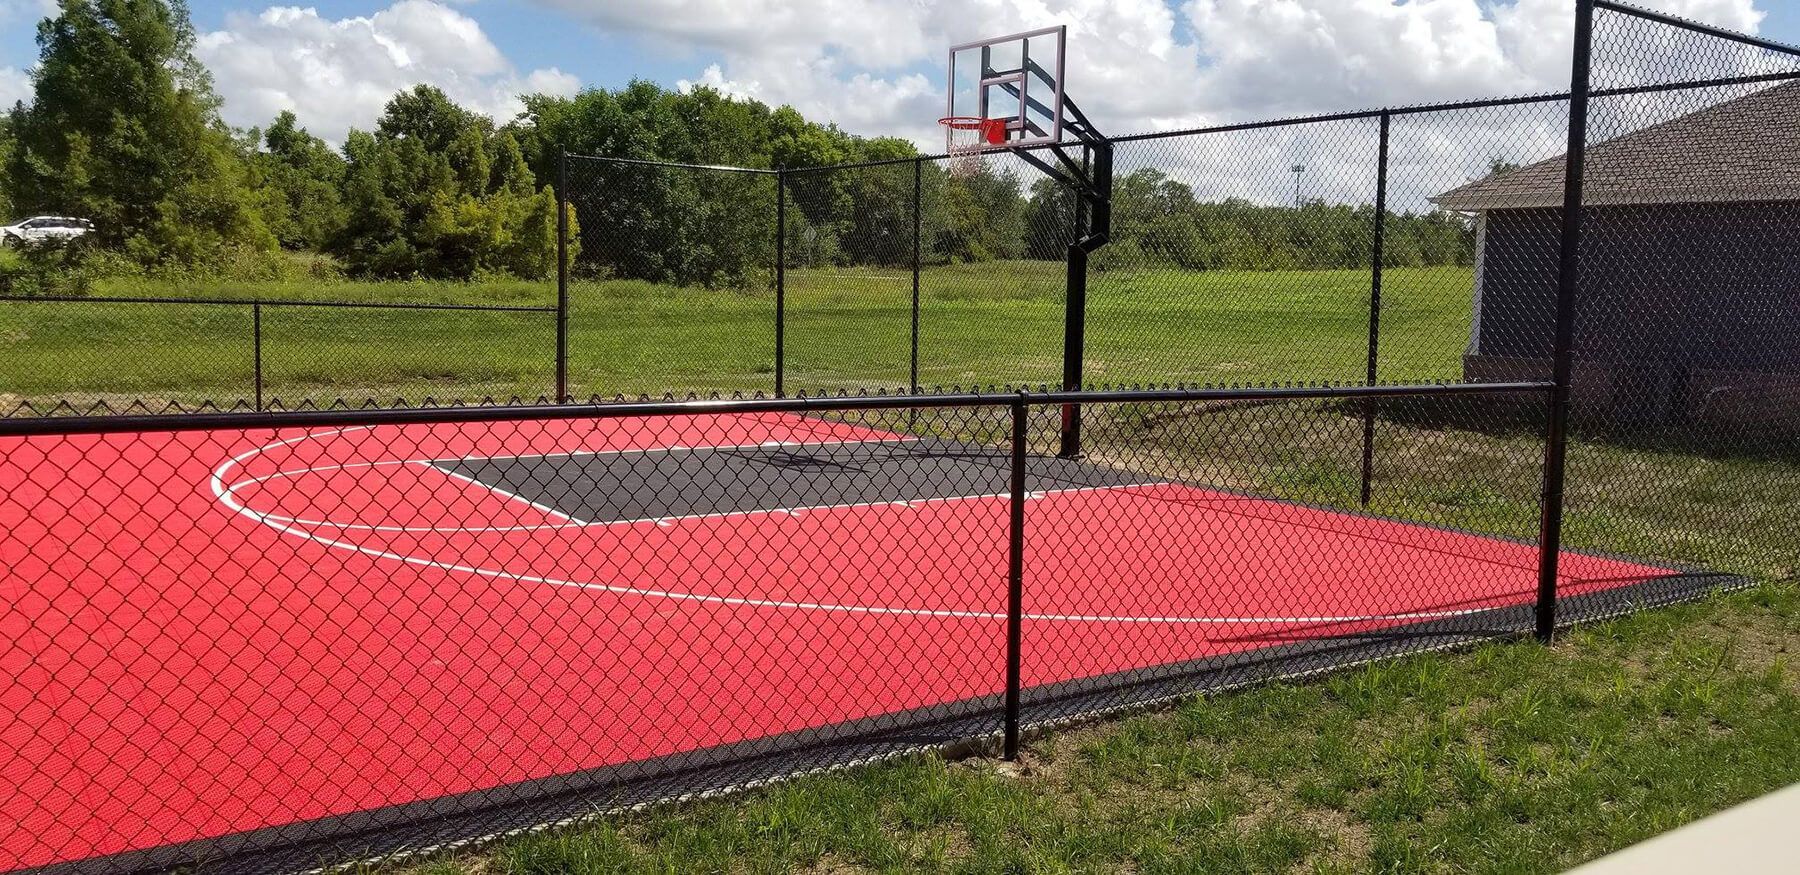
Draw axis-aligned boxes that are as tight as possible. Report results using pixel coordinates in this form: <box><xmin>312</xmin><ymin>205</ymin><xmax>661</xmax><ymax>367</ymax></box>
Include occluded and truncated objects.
<box><xmin>1</xmin><ymin>2</ymin><xmax>1799</xmax><ymax>873</ymax></box>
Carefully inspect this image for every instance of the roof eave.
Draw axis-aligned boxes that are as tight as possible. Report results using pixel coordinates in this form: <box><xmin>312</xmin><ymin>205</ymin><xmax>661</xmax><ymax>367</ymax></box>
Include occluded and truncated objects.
<box><xmin>1432</xmin><ymin>185</ymin><xmax>1800</xmax><ymax>212</ymax></box>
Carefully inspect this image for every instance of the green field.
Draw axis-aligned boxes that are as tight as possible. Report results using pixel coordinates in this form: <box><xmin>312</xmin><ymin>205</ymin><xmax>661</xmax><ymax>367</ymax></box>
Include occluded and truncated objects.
<box><xmin>0</xmin><ymin>263</ymin><xmax>1474</xmax><ymax>409</ymax></box>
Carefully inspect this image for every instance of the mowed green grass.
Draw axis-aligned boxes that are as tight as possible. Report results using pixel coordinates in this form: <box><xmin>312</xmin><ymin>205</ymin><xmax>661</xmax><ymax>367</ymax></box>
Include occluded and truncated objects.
<box><xmin>0</xmin><ymin>262</ymin><xmax>1473</xmax><ymax>409</ymax></box>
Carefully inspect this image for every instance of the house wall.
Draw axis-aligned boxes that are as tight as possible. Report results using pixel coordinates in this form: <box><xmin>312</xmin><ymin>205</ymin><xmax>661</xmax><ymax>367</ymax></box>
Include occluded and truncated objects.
<box><xmin>1464</xmin><ymin>202</ymin><xmax>1800</xmax><ymax>432</ymax></box>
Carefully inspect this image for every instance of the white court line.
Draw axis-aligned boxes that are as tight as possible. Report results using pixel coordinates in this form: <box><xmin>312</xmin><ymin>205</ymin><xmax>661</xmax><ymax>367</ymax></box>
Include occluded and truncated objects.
<box><xmin>444</xmin><ymin>436</ymin><xmax>917</xmax><ymax>465</ymax></box>
<box><xmin>424</xmin><ymin>461</ymin><xmax>582</xmax><ymax>524</ymax></box>
<box><xmin>225</xmin><ymin>435</ymin><xmax>939</xmax><ymax>533</ymax></box>
<box><xmin>233</xmin><ymin>470</ymin><xmax>1144</xmax><ymax>533</ymax></box>
<box><xmin>225</xmin><ymin>457</ymin><xmax>594</xmax><ymax>532</ymax></box>
<box><xmin>210</xmin><ymin>425</ymin><xmax>1499</xmax><ymax>625</ymax></box>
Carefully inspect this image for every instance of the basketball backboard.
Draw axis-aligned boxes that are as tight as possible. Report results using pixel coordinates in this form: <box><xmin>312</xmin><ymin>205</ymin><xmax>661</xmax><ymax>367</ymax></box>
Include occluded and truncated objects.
<box><xmin>945</xmin><ymin>26</ymin><xmax>1067</xmax><ymax>154</ymax></box>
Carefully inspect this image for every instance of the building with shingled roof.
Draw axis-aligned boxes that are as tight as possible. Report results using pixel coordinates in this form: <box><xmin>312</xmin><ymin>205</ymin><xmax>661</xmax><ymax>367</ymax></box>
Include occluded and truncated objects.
<box><xmin>1432</xmin><ymin>81</ymin><xmax>1800</xmax><ymax>433</ymax></box>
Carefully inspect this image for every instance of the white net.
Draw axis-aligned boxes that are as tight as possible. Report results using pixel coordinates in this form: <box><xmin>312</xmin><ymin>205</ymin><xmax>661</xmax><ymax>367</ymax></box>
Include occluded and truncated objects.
<box><xmin>940</xmin><ymin>117</ymin><xmax>1004</xmax><ymax>177</ymax></box>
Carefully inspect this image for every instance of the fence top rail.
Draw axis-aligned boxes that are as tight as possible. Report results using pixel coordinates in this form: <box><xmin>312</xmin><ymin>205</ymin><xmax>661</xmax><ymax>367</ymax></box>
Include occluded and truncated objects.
<box><xmin>0</xmin><ymin>294</ymin><xmax>560</xmax><ymax>314</ymax></box>
<box><xmin>1596</xmin><ymin>0</ymin><xmax>1800</xmax><ymax>58</ymax></box>
<box><xmin>1029</xmin><ymin>381</ymin><xmax>1552</xmax><ymax>406</ymax></box>
<box><xmin>575</xmin><ymin>69</ymin><xmax>1792</xmax><ymax>180</ymax></box>
<box><xmin>563</xmin><ymin>152</ymin><xmax>781</xmax><ymax>175</ymax></box>
<box><xmin>0</xmin><ymin>382</ymin><xmax>1555</xmax><ymax>438</ymax></box>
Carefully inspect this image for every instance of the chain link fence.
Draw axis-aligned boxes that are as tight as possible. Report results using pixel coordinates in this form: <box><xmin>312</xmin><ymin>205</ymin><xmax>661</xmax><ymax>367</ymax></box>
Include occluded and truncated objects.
<box><xmin>13</xmin><ymin>381</ymin><xmax>1742</xmax><ymax>874</ymax></box>
<box><xmin>0</xmin><ymin>297</ymin><xmax>563</xmax><ymax>415</ymax></box>
<box><xmin>2</xmin><ymin>1</ymin><xmax>1797</xmax><ymax>872</ymax></box>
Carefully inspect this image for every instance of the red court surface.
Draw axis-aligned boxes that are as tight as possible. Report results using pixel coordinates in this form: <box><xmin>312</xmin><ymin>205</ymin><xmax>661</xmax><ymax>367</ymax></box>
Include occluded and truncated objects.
<box><xmin>0</xmin><ymin>411</ymin><xmax>1678</xmax><ymax>871</ymax></box>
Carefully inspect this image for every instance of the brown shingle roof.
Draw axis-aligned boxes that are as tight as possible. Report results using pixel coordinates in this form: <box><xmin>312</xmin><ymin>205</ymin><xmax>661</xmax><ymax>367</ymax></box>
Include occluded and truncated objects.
<box><xmin>1432</xmin><ymin>81</ymin><xmax>1800</xmax><ymax>211</ymax></box>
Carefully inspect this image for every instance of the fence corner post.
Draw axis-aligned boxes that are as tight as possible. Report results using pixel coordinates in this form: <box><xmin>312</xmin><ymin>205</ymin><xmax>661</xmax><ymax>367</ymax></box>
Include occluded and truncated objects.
<box><xmin>911</xmin><ymin>157</ymin><xmax>923</xmax><ymax>397</ymax></box>
<box><xmin>1361</xmin><ymin>110</ymin><xmax>1391</xmax><ymax>507</ymax></box>
<box><xmin>1003</xmin><ymin>391</ymin><xmax>1029</xmax><ymax>760</ymax></box>
<box><xmin>556</xmin><ymin>149</ymin><xmax>571</xmax><ymax>404</ymax></box>
<box><xmin>252</xmin><ymin>302</ymin><xmax>264</xmax><ymax>413</ymax></box>
<box><xmin>1537</xmin><ymin>0</ymin><xmax>1596</xmax><ymax>643</ymax></box>
<box><xmin>775</xmin><ymin>168</ymin><xmax>787</xmax><ymax>399</ymax></box>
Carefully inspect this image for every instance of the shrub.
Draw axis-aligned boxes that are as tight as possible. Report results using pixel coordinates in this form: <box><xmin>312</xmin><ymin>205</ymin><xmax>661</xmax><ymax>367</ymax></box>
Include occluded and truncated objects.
<box><xmin>0</xmin><ymin>237</ymin><xmax>101</xmax><ymax>297</ymax></box>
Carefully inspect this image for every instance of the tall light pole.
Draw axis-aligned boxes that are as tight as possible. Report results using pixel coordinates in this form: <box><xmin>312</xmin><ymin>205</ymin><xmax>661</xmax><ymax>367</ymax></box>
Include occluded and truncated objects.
<box><xmin>1291</xmin><ymin>163</ymin><xmax>1306</xmax><ymax>208</ymax></box>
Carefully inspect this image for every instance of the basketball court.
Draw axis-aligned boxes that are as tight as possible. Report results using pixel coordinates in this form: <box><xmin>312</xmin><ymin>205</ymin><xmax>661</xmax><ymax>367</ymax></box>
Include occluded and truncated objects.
<box><xmin>0</xmin><ymin>409</ymin><xmax>1701</xmax><ymax>870</ymax></box>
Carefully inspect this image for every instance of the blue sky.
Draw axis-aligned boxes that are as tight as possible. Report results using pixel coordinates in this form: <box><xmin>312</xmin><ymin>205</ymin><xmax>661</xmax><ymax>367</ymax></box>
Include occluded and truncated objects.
<box><xmin>3</xmin><ymin>0</ymin><xmax>1798</xmax><ymax>148</ymax></box>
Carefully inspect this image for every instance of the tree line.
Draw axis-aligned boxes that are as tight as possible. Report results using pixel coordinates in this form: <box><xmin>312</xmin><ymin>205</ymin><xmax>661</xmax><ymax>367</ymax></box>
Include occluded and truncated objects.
<box><xmin>0</xmin><ymin>0</ymin><xmax>1473</xmax><ymax>288</ymax></box>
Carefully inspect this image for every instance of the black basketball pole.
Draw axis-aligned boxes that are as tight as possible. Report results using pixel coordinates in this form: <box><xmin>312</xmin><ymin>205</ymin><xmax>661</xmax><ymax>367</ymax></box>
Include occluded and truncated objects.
<box><xmin>1537</xmin><ymin>0</ymin><xmax>1596</xmax><ymax>643</ymax></box>
<box><xmin>555</xmin><ymin>150</ymin><xmax>570</xmax><ymax>403</ymax></box>
<box><xmin>1059</xmin><ymin>148</ymin><xmax>1092</xmax><ymax>458</ymax></box>
<box><xmin>1057</xmin><ymin>143</ymin><xmax>1115</xmax><ymax>459</ymax></box>
<box><xmin>1361</xmin><ymin>111</ymin><xmax>1390</xmax><ymax>507</ymax></box>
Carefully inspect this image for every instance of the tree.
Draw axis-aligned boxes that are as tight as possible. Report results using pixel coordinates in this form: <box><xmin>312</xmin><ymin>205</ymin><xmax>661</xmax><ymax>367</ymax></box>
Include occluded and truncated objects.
<box><xmin>249</xmin><ymin>111</ymin><xmax>347</xmax><ymax>250</ymax></box>
<box><xmin>333</xmin><ymin>86</ymin><xmax>568</xmax><ymax>280</ymax></box>
<box><xmin>0</xmin><ymin>108</ymin><xmax>15</xmax><ymax>220</ymax></box>
<box><xmin>932</xmin><ymin>166</ymin><xmax>1026</xmax><ymax>263</ymax></box>
<box><xmin>5</xmin><ymin>0</ymin><xmax>269</xmax><ymax>263</ymax></box>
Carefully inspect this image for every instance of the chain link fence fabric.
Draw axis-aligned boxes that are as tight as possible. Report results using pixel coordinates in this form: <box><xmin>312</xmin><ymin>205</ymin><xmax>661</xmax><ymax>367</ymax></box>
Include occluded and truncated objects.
<box><xmin>1</xmin><ymin>2</ymin><xmax>1795</xmax><ymax>871</ymax></box>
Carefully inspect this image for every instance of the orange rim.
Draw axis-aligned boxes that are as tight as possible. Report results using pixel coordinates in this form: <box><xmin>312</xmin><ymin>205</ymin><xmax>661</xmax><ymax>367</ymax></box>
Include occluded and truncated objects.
<box><xmin>937</xmin><ymin>116</ymin><xmax>1008</xmax><ymax>145</ymax></box>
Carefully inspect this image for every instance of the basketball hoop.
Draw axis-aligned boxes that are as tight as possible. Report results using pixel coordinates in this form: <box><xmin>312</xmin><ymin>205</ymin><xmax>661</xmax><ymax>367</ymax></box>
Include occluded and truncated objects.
<box><xmin>938</xmin><ymin>116</ymin><xmax>1008</xmax><ymax>177</ymax></box>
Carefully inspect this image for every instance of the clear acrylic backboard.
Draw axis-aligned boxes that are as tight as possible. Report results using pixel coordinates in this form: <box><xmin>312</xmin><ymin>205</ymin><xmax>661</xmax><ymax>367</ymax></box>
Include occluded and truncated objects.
<box><xmin>945</xmin><ymin>26</ymin><xmax>1067</xmax><ymax>155</ymax></box>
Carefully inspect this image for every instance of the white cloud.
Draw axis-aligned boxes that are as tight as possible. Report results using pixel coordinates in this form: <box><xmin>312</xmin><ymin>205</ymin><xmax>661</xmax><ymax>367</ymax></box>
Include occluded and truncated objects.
<box><xmin>0</xmin><ymin>66</ymin><xmax>29</xmax><ymax>108</ymax></box>
<box><xmin>533</xmin><ymin>0</ymin><xmax>1783</xmax><ymax>207</ymax></box>
<box><xmin>195</xmin><ymin>0</ymin><xmax>579</xmax><ymax>143</ymax></box>
<box><xmin>535</xmin><ymin>0</ymin><xmax>1779</xmax><ymax>139</ymax></box>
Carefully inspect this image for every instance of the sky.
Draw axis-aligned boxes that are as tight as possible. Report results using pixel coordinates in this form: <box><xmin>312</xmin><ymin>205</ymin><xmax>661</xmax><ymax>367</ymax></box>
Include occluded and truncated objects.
<box><xmin>0</xmin><ymin>0</ymin><xmax>1796</xmax><ymax>154</ymax></box>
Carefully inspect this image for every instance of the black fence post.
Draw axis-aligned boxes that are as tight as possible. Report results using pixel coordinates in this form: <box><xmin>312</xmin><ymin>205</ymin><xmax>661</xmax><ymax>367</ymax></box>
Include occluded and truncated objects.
<box><xmin>556</xmin><ymin>150</ymin><xmax>570</xmax><ymax>403</ymax></box>
<box><xmin>1537</xmin><ymin>0</ymin><xmax>1596</xmax><ymax>643</ymax></box>
<box><xmin>252</xmin><ymin>302</ymin><xmax>264</xmax><ymax>412</ymax></box>
<box><xmin>1003</xmin><ymin>392</ymin><xmax>1028</xmax><ymax>760</ymax></box>
<box><xmin>911</xmin><ymin>157</ymin><xmax>923</xmax><ymax>396</ymax></box>
<box><xmin>775</xmin><ymin>169</ymin><xmax>787</xmax><ymax>398</ymax></box>
<box><xmin>1361</xmin><ymin>111</ymin><xmax>1391</xmax><ymax>507</ymax></box>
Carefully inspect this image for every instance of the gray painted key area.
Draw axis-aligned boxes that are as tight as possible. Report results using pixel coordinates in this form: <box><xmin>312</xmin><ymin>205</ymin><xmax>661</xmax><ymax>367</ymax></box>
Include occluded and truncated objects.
<box><xmin>433</xmin><ymin>439</ymin><xmax>1157</xmax><ymax>525</ymax></box>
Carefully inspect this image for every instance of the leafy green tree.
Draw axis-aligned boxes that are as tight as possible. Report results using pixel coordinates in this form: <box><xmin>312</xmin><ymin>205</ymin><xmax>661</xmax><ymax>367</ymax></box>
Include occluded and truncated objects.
<box><xmin>0</xmin><ymin>108</ymin><xmax>15</xmax><ymax>220</ymax></box>
<box><xmin>247</xmin><ymin>111</ymin><xmax>347</xmax><ymax>250</ymax></box>
<box><xmin>334</xmin><ymin>86</ymin><xmax>568</xmax><ymax>280</ymax></box>
<box><xmin>932</xmin><ymin>166</ymin><xmax>1026</xmax><ymax>263</ymax></box>
<box><xmin>1081</xmin><ymin>168</ymin><xmax>1472</xmax><ymax>273</ymax></box>
<box><xmin>5</xmin><ymin>0</ymin><xmax>270</xmax><ymax>263</ymax></box>
<box><xmin>378</xmin><ymin>85</ymin><xmax>487</xmax><ymax>154</ymax></box>
<box><xmin>510</xmin><ymin>81</ymin><xmax>921</xmax><ymax>286</ymax></box>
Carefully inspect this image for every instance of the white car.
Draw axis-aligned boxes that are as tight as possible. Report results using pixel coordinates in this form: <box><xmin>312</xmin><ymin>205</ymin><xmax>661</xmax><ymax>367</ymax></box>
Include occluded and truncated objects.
<box><xmin>1</xmin><ymin>216</ymin><xmax>94</xmax><ymax>246</ymax></box>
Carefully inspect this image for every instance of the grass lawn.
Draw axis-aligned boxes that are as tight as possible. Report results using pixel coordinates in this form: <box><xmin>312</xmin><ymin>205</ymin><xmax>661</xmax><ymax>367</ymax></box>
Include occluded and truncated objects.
<box><xmin>0</xmin><ymin>263</ymin><xmax>1472</xmax><ymax>409</ymax></box>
